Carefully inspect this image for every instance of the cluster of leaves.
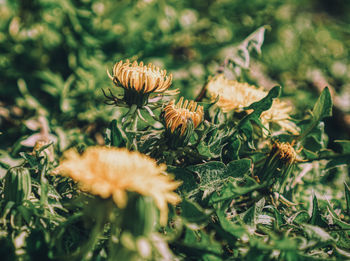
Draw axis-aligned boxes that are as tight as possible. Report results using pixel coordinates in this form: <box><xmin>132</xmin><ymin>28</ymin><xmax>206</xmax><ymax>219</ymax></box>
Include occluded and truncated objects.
<box><xmin>1</xmin><ymin>0</ymin><xmax>350</xmax><ymax>260</ymax></box>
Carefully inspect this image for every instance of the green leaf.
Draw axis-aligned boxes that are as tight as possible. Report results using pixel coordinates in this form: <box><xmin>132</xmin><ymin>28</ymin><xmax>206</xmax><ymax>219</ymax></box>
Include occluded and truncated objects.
<box><xmin>302</xmin><ymin>224</ymin><xmax>334</xmax><ymax>244</ymax></box>
<box><xmin>335</xmin><ymin>247</ymin><xmax>350</xmax><ymax>259</ymax></box>
<box><xmin>19</xmin><ymin>152</ymin><xmax>39</xmax><ymax>168</ymax></box>
<box><xmin>265</xmin><ymin>205</ymin><xmax>283</xmax><ymax>229</ymax></box>
<box><xmin>230</xmin><ymin>138</ymin><xmax>241</xmax><ymax>160</ymax></box>
<box><xmin>109</xmin><ymin>119</ymin><xmax>126</xmax><ymax>147</ymax></box>
<box><xmin>325</xmin><ymin>155</ymin><xmax>350</xmax><ymax>169</ymax></box>
<box><xmin>186</xmin><ymin>159</ymin><xmax>253</xmax><ymax>201</ymax></box>
<box><xmin>179</xmin><ymin>228</ymin><xmax>223</xmax><ymax>260</ymax></box>
<box><xmin>168</xmin><ymin>166</ymin><xmax>198</xmax><ymax>197</ymax></box>
<box><xmin>325</xmin><ymin>200</ymin><xmax>350</xmax><ymax>230</ymax></box>
<box><xmin>180</xmin><ymin>199</ymin><xmax>212</xmax><ymax>226</ymax></box>
<box><xmin>246</xmin><ymin>86</ymin><xmax>281</xmax><ymax>113</ymax></box>
<box><xmin>240</xmin><ymin>198</ymin><xmax>265</xmax><ymax>227</ymax></box>
<box><xmin>301</xmin><ymin>122</ymin><xmax>326</xmax><ymax>156</ymax></box>
<box><xmin>214</xmin><ymin>202</ymin><xmax>247</xmax><ymax>238</ymax></box>
<box><xmin>298</xmin><ymin>87</ymin><xmax>332</xmax><ymax>141</ymax></box>
<box><xmin>312</xmin><ymin>87</ymin><xmax>332</xmax><ymax>121</ymax></box>
<box><xmin>309</xmin><ymin>194</ymin><xmax>328</xmax><ymax>227</ymax></box>
<box><xmin>226</xmin><ymin>26</ymin><xmax>267</xmax><ymax>75</ymax></box>
<box><xmin>325</xmin><ymin>140</ymin><xmax>350</xmax><ymax>169</ymax></box>
<box><xmin>345</xmin><ymin>183</ymin><xmax>350</xmax><ymax>216</ymax></box>
<box><xmin>226</xmin><ymin>158</ymin><xmax>252</xmax><ymax>178</ymax></box>
<box><xmin>187</xmin><ymin>161</ymin><xmax>227</xmax><ymax>199</ymax></box>
<box><xmin>335</xmin><ymin>140</ymin><xmax>350</xmax><ymax>153</ymax></box>
<box><xmin>236</xmin><ymin>86</ymin><xmax>280</xmax><ymax>141</ymax></box>
<box><xmin>291</xmin><ymin>211</ymin><xmax>310</xmax><ymax>225</ymax></box>
<box><xmin>209</xmin><ymin>176</ymin><xmax>263</xmax><ymax>204</ymax></box>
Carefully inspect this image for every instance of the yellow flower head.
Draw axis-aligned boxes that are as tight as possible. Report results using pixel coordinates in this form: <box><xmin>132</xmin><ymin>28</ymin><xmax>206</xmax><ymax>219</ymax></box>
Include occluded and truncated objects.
<box><xmin>271</xmin><ymin>141</ymin><xmax>297</xmax><ymax>165</ymax></box>
<box><xmin>163</xmin><ymin>97</ymin><xmax>203</xmax><ymax>136</ymax></box>
<box><xmin>207</xmin><ymin>74</ymin><xmax>299</xmax><ymax>134</ymax></box>
<box><xmin>57</xmin><ymin>146</ymin><xmax>181</xmax><ymax>225</ymax></box>
<box><xmin>111</xmin><ymin>60</ymin><xmax>173</xmax><ymax>94</ymax></box>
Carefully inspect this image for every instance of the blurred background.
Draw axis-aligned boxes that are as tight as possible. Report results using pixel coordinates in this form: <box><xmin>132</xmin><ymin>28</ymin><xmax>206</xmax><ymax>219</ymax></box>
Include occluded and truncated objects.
<box><xmin>1</xmin><ymin>0</ymin><xmax>350</xmax><ymax>156</ymax></box>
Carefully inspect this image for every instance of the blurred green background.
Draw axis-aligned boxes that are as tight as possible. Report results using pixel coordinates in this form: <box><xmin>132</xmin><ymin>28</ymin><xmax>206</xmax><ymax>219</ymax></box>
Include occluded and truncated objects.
<box><xmin>1</xmin><ymin>0</ymin><xmax>350</xmax><ymax>153</ymax></box>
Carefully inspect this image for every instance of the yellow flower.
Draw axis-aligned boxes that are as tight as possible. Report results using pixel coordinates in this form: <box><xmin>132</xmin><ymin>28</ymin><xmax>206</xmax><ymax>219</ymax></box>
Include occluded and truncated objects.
<box><xmin>107</xmin><ymin>60</ymin><xmax>174</xmax><ymax>107</ymax></box>
<box><xmin>271</xmin><ymin>141</ymin><xmax>297</xmax><ymax>165</ymax></box>
<box><xmin>207</xmin><ymin>74</ymin><xmax>299</xmax><ymax>134</ymax></box>
<box><xmin>57</xmin><ymin>146</ymin><xmax>181</xmax><ymax>225</ymax></box>
<box><xmin>111</xmin><ymin>60</ymin><xmax>173</xmax><ymax>93</ymax></box>
<box><xmin>163</xmin><ymin>97</ymin><xmax>203</xmax><ymax>136</ymax></box>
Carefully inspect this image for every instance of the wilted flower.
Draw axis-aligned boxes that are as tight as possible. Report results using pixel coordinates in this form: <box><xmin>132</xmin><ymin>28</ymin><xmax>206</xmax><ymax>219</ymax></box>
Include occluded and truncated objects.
<box><xmin>57</xmin><ymin>146</ymin><xmax>181</xmax><ymax>225</ymax></box>
<box><xmin>207</xmin><ymin>74</ymin><xmax>299</xmax><ymax>134</ymax></box>
<box><xmin>271</xmin><ymin>141</ymin><xmax>297</xmax><ymax>165</ymax></box>
<box><xmin>163</xmin><ymin>97</ymin><xmax>203</xmax><ymax>147</ymax></box>
<box><xmin>257</xmin><ymin>141</ymin><xmax>297</xmax><ymax>192</ymax></box>
<box><xmin>108</xmin><ymin>60</ymin><xmax>173</xmax><ymax>107</ymax></box>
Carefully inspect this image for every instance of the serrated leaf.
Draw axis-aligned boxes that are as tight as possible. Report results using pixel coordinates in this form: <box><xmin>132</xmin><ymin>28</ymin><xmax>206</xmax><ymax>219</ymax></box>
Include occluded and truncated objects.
<box><xmin>240</xmin><ymin>198</ymin><xmax>265</xmax><ymax>227</ymax></box>
<box><xmin>187</xmin><ymin>162</ymin><xmax>227</xmax><ymax>199</ymax></box>
<box><xmin>19</xmin><ymin>152</ymin><xmax>39</xmax><ymax>167</ymax></box>
<box><xmin>326</xmin><ymin>202</ymin><xmax>350</xmax><ymax>230</ymax></box>
<box><xmin>183</xmin><ymin>159</ymin><xmax>253</xmax><ymax>202</ymax></box>
<box><xmin>209</xmin><ymin>176</ymin><xmax>263</xmax><ymax>204</ymax></box>
<box><xmin>214</xmin><ymin>202</ymin><xmax>246</xmax><ymax>238</ymax></box>
<box><xmin>309</xmin><ymin>194</ymin><xmax>328</xmax><ymax>227</ymax></box>
<box><xmin>302</xmin><ymin>224</ymin><xmax>334</xmax><ymax>243</ymax></box>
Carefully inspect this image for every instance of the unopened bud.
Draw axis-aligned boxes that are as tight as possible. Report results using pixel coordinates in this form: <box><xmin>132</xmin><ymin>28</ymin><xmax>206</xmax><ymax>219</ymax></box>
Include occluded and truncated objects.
<box><xmin>4</xmin><ymin>166</ymin><xmax>31</xmax><ymax>205</ymax></box>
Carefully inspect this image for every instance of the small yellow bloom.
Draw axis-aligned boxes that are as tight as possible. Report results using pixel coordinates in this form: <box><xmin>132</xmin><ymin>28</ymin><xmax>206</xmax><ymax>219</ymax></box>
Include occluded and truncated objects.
<box><xmin>163</xmin><ymin>97</ymin><xmax>203</xmax><ymax>136</ymax></box>
<box><xmin>272</xmin><ymin>141</ymin><xmax>297</xmax><ymax>165</ymax></box>
<box><xmin>207</xmin><ymin>74</ymin><xmax>299</xmax><ymax>134</ymax></box>
<box><xmin>57</xmin><ymin>146</ymin><xmax>181</xmax><ymax>225</ymax></box>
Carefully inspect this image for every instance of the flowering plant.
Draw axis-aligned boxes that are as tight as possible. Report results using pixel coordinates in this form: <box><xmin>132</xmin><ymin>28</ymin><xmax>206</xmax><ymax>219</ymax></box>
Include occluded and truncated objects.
<box><xmin>1</xmin><ymin>4</ymin><xmax>350</xmax><ymax>259</ymax></box>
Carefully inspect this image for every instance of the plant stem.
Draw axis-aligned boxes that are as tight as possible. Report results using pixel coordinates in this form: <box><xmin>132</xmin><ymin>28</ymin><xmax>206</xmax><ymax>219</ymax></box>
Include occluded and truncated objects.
<box><xmin>302</xmin><ymin>153</ymin><xmax>350</xmax><ymax>163</ymax></box>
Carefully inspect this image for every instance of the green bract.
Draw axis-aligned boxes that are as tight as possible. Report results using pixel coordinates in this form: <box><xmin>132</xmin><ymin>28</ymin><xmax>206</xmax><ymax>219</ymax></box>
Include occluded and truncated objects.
<box><xmin>4</xmin><ymin>167</ymin><xmax>31</xmax><ymax>205</ymax></box>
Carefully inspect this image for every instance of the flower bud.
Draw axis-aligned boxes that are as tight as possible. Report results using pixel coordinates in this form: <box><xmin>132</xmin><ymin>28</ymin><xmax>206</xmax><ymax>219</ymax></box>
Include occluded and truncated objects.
<box><xmin>4</xmin><ymin>166</ymin><xmax>31</xmax><ymax>205</ymax></box>
<box><xmin>258</xmin><ymin>141</ymin><xmax>297</xmax><ymax>192</ymax></box>
<box><xmin>162</xmin><ymin>97</ymin><xmax>203</xmax><ymax>148</ymax></box>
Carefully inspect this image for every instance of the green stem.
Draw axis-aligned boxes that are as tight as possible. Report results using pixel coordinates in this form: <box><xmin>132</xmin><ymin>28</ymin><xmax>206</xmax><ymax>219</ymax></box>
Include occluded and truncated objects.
<box><xmin>126</xmin><ymin>109</ymin><xmax>138</xmax><ymax>150</ymax></box>
<box><xmin>302</xmin><ymin>153</ymin><xmax>350</xmax><ymax>163</ymax></box>
<box><xmin>131</xmin><ymin>111</ymin><xmax>138</xmax><ymax>132</ymax></box>
<box><xmin>73</xmin><ymin>201</ymin><xmax>112</xmax><ymax>261</ymax></box>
